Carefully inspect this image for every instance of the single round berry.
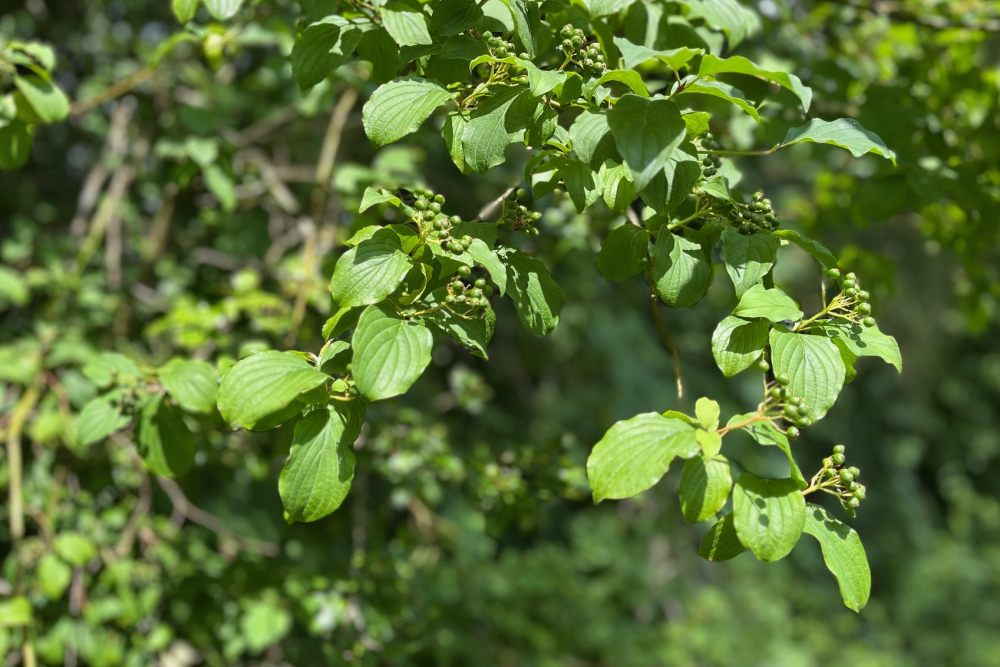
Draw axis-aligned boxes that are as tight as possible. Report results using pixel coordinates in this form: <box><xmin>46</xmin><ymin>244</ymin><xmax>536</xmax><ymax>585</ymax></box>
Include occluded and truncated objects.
<box><xmin>446</xmin><ymin>295</ymin><xmax>457</xmax><ymax>305</ymax></box>
<box><xmin>796</xmin><ymin>417</ymin><xmax>811</xmax><ymax>428</ymax></box>
<box><xmin>430</xmin><ymin>202</ymin><xmax>442</xmax><ymax>214</ymax></box>
<box><xmin>787</xmin><ymin>426</ymin><xmax>800</xmax><ymax>439</ymax></box>
<box><xmin>856</xmin><ymin>303</ymin><xmax>872</xmax><ymax>316</ymax></box>
<box><xmin>846</xmin><ymin>498</ymin><xmax>860</xmax><ymax>509</ymax></box>
<box><xmin>847</xmin><ymin>481</ymin><xmax>859</xmax><ymax>492</ymax></box>
<box><xmin>845</xmin><ymin>287</ymin><xmax>857</xmax><ymax>298</ymax></box>
<box><xmin>474</xmin><ymin>278</ymin><xmax>487</xmax><ymax>289</ymax></box>
<box><xmin>863</xmin><ymin>316</ymin><xmax>876</xmax><ymax>328</ymax></box>
<box><xmin>434</xmin><ymin>194</ymin><xmax>445</xmax><ymax>204</ymax></box>
<box><xmin>828</xmin><ymin>268</ymin><xmax>841</xmax><ymax>279</ymax></box>
<box><xmin>776</xmin><ymin>373</ymin><xmax>790</xmax><ymax>386</ymax></box>
<box><xmin>482</xmin><ymin>285</ymin><xmax>494</xmax><ymax>297</ymax></box>
<box><xmin>852</xmin><ymin>488</ymin><xmax>865</xmax><ymax>500</ymax></box>
<box><xmin>784</xmin><ymin>405</ymin><xmax>798</xmax><ymax>419</ymax></box>
<box><xmin>843</xmin><ymin>279</ymin><xmax>857</xmax><ymax>290</ymax></box>
<box><xmin>822</xmin><ymin>468</ymin><xmax>836</xmax><ymax>479</ymax></box>
<box><xmin>449</xmin><ymin>215</ymin><xmax>460</xmax><ymax>226</ymax></box>
<box><xmin>415</xmin><ymin>199</ymin><xmax>427</xmax><ymax>211</ymax></box>
<box><xmin>758</xmin><ymin>360</ymin><xmax>769</xmax><ymax>372</ymax></box>
<box><xmin>839</xmin><ymin>469</ymin><xmax>854</xmax><ymax>483</ymax></box>
<box><xmin>856</xmin><ymin>290</ymin><xmax>870</xmax><ymax>302</ymax></box>
<box><xmin>769</xmin><ymin>387</ymin><xmax>783</xmax><ymax>400</ymax></box>
<box><xmin>848</xmin><ymin>466</ymin><xmax>860</xmax><ymax>478</ymax></box>
<box><xmin>832</xmin><ymin>453</ymin><xmax>846</xmax><ymax>466</ymax></box>
<box><xmin>451</xmin><ymin>281</ymin><xmax>465</xmax><ymax>293</ymax></box>
<box><xmin>458</xmin><ymin>265</ymin><xmax>471</xmax><ymax>277</ymax></box>
<box><xmin>531</xmin><ymin>211</ymin><xmax>542</xmax><ymax>221</ymax></box>
<box><xmin>845</xmin><ymin>272</ymin><xmax>857</xmax><ymax>282</ymax></box>
<box><xmin>833</xmin><ymin>444</ymin><xmax>845</xmax><ymax>454</ymax></box>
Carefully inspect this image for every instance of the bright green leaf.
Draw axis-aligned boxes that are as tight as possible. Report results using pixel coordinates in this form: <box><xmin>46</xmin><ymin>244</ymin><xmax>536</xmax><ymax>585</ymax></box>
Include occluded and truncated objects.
<box><xmin>497</xmin><ymin>247</ymin><xmax>562</xmax><ymax>335</ymax></box>
<box><xmin>770</xmin><ymin>327</ymin><xmax>846</xmax><ymax>420</ymax></box>
<box><xmin>698</xmin><ymin>514</ymin><xmax>746</xmax><ymax>561</ymax></box>
<box><xmin>54</xmin><ymin>532</ymin><xmax>97</xmax><ymax>567</ymax></box>
<box><xmin>607</xmin><ymin>94</ymin><xmax>686</xmax><ymax>191</ymax></box>
<box><xmin>722</xmin><ymin>227</ymin><xmax>780</xmax><ymax>297</ymax></box>
<box><xmin>158</xmin><ymin>359</ymin><xmax>218</xmax><ymax>413</ymax></box>
<box><xmin>733</xmin><ymin>284</ymin><xmax>803</xmax><ymax>322</ymax></box>
<box><xmin>652</xmin><ymin>229</ymin><xmax>712</xmax><ymax>307</ymax></box>
<box><xmin>352</xmin><ymin>302</ymin><xmax>433</xmax><ymax>400</ymax></box>
<box><xmin>38</xmin><ymin>553</ymin><xmax>72</xmax><ymax>600</ymax></box>
<box><xmin>598</xmin><ymin>224</ymin><xmax>648</xmax><ymax>281</ymax></box>
<box><xmin>813</xmin><ymin>320</ymin><xmax>902</xmax><ymax>372</ymax></box>
<box><xmin>802</xmin><ymin>503</ymin><xmax>871</xmax><ymax>612</ymax></box>
<box><xmin>382</xmin><ymin>4</ymin><xmax>433</xmax><ymax>46</ymax></box>
<box><xmin>217</xmin><ymin>351</ymin><xmax>329</xmax><ymax>430</ymax></box>
<box><xmin>329</xmin><ymin>228</ymin><xmax>413</xmax><ymax>307</ymax></box>
<box><xmin>77</xmin><ymin>394</ymin><xmax>132</xmax><ymax>446</ymax></box>
<box><xmin>362</xmin><ymin>77</ymin><xmax>456</xmax><ymax>146</ymax></box>
<box><xmin>699</xmin><ymin>54</ymin><xmax>812</xmax><ymax>112</ymax></box>
<box><xmin>680</xmin><ymin>454</ymin><xmax>732</xmax><ymax>523</ymax></box>
<box><xmin>711</xmin><ymin>315</ymin><xmax>768</xmax><ymax>377</ymax></box>
<box><xmin>781</xmin><ymin>118</ymin><xmax>896</xmax><ymax>164</ymax></box>
<box><xmin>733</xmin><ymin>472</ymin><xmax>805</xmax><ymax>562</ymax></box>
<box><xmin>136</xmin><ymin>394</ymin><xmax>195</xmax><ymax>478</ymax></box>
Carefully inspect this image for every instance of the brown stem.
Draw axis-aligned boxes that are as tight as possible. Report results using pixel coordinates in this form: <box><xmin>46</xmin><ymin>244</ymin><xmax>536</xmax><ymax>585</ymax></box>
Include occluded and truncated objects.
<box><xmin>156</xmin><ymin>477</ymin><xmax>281</xmax><ymax>557</ymax></box>
<box><xmin>650</xmin><ymin>291</ymin><xmax>683</xmax><ymax>398</ymax></box>
<box><xmin>286</xmin><ymin>87</ymin><xmax>359</xmax><ymax>347</ymax></box>
<box><xmin>70</xmin><ymin>67</ymin><xmax>155</xmax><ymax>116</ymax></box>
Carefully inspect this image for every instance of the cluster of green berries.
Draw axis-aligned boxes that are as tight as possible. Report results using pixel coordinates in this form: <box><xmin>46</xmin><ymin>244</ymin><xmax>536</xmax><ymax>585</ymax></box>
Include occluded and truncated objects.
<box><xmin>824</xmin><ymin>268</ymin><xmax>876</xmax><ymax>328</ymax></box>
<box><xmin>481</xmin><ymin>31</ymin><xmax>521</xmax><ymax>59</ymax></box>
<box><xmin>699</xmin><ymin>132</ymin><xmax>722</xmax><ymax>178</ymax></box>
<box><xmin>412</xmin><ymin>191</ymin><xmax>471</xmax><ymax>254</ymax></box>
<box><xmin>728</xmin><ymin>190</ymin><xmax>780</xmax><ymax>235</ymax></box>
<box><xmin>766</xmin><ymin>372</ymin><xmax>812</xmax><ymax>439</ymax></box>
<box><xmin>445</xmin><ymin>276</ymin><xmax>493</xmax><ymax>313</ymax></box>
<box><xmin>559</xmin><ymin>24</ymin><xmax>606</xmax><ymax>77</ymax></box>
<box><xmin>502</xmin><ymin>188</ymin><xmax>542</xmax><ymax>234</ymax></box>
<box><xmin>820</xmin><ymin>444</ymin><xmax>866</xmax><ymax>517</ymax></box>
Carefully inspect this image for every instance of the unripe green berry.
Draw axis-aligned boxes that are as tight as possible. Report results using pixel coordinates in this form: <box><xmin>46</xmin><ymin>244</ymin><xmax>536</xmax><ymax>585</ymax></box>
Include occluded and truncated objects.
<box><xmin>758</xmin><ymin>360</ymin><xmax>769</xmax><ymax>372</ymax></box>
<box><xmin>856</xmin><ymin>303</ymin><xmax>872</xmax><ymax>315</ymax></box>
<box><xmin>832</xmin><ymin>453</ymin><xmax>846</xmax><ymax>465</ymax></box>
<box><xmin>776</xmin><ymin>373</ymin><xmax>790</xmax><ymax>386</ymax></box>
<box><xmin>769</xmin><ymin>387</ymin><xmax>783</xmax><ymax>400</ymax></box>
<box><xmin>446</xmin><ymin>295</ymin><xmax>458</xmax><ymax>305</ymax></box>
<box><xmin>856</xmin><ymin>290</ymin><xmax>869</xmax><ymax>302</ymax></box>
<box><xmin>848</xmin><ymin>466</ymin><xmax>860</xmax><ymax>478</ymax></box>
<box><xmin>434</xmin><ymin>194</ymin><xmax>445</xmax><ymax>204</ymax></box>
<box><xmin>833</xmin><ymin>444</ymin><xmax>845</xmax><ymax>454</ymax></box>
<box><xmin>449</xmin><ymin>215</ymin><xmax>460</xmax><ymax>226</ymax></box>
<box><xmin>839</xmin><ymin>469</ymin><xmax>854</xmax><ymax>483</ymax></box>
<box><xmin>846</xmin><ymin>497</ymin><xmax>860</xmax><ymax>509</ymax></box>
<box><xmin>845</xmin><ymin>272</ymin><xmax>857</xmax><ymax>282</ymax></box>
<box><xmin>852</xmin><ymin>488</ymin><xmax>865</xmax><ymax>500</ymax></box>
<box><xmin>787</xmin><ymin>426</ymin><xmax>800</xmax><ymax>439</ymax></box>
<box><xmin>843</xmin><ymin>279</ymin><xmax>856</xmax><ymax>289</ymax></box>
<box><xmin>862</xmin><ymin>316</ymin><xmax>876</xmax><ymax>328</ymax></box>
<box><xmin>429</xmin><ymin>203</ymin><xmax>442</xmax><ymax>214</ymax></box>
<box><xmin>822</xmin><ymin>468</ymin><xmax>836</xmax><ymax>479</ymax></box>
<box><xmin>845</xmin><ymin>287</ymin><xmax>857</xmax><ymax>298</ymax></box>
<box><xmin>475</xmin><ymin>278</ymin><xmax>487</xmax><ymax>288</ymax></box>
<box><xmin>483</xmin><ymin>285</ymin><xmax>494</xmax><ymax>297</ymax></box>
<box><xmin>415</xmin><ymin>199</ymin><xmax>427</xmax><ymax>211</ymax></box>
<box><xmin>458</xmin><ymin>265</ymin><xmax>471</xmax><ymax>277</ymax></box>
<box><xmin>827</xmin><ymin>268</ymin><xmax>841</xmax><ymax>279</ymax></box>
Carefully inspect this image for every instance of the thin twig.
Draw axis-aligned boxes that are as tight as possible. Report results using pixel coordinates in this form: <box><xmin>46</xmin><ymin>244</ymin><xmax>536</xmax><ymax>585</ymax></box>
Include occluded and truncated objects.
<box><xmin>70</xmin><ymin>67</ymin><xmax>155</xmax><ymax>116</ymax></box>
<box><xmin>286</xmin><ymin>87</ymin><xmax>359</xmax><ymax>347</ymax></box>
<box><xmin>650</xmin><ymin>294</ymin><xmax>683</xmax><ymax>398</ymax></box>
<box><xmin>6</xmin><ymin>383</ymin><xmax>41</xmax><ymax>541</ymax></box>
<box><xmin>155</xmin><ymin>477</ymin><xmax>281</xmax><ymax>557</ymax></box>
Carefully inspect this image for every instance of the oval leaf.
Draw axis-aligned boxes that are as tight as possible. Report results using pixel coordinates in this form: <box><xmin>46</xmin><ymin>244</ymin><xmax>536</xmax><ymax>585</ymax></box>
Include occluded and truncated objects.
<box><xmin>352</xmin><ymin>303</ymin><xmax>433</xmax><ymax>401</ymax></box>
<box><xmin>217</xmin><ymin>351</ymin><xmax>330</xmax><ymax>431</ymax></box>
<box><xmin>733</xmin><ymin>284</ymin><xmax>803</xmax><ymax>322</ymax></box>
<box><xmin>362</xmin><ymin>77</ymin><xmax>456</xmax><ymax>146</ymax></box>
<box><xmin>711</xmin><ymin>315</ymin><xmax>768</xmax><ymax>377</ymax></box>
<box><xmin>769</xmin><ymin>328</ymin><xmax>846</xmax><ymax>420</ymax></box>
<box><xmin>733</xmin><ymin>472</ymin><xmax>806</xmax><ymax>562</ymax></box>
<box><xmin>679</xmin><ymin>454</ymin><xmax>732</xmax><ymax>523</ymax></box>
<box><xmin>802</xmin><ymin>503</ymin><xmax>871</xmax><ymax>612</ymax></box>
<box><xmin>653</xmin><ymin>230</ymin><xmax>712</xmax><ymax>307</ymax></box>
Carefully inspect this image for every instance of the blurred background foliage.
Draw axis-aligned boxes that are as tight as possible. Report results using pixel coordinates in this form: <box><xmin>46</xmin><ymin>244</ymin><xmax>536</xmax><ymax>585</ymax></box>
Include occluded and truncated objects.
<box><xmin>1</xmin><ymin>0</ymin><xmax>999</xmax><ymax>665</ymax></box>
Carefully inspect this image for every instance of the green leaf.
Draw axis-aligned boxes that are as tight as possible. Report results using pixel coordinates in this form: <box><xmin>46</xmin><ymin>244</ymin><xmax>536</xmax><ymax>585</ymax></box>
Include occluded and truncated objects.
<box><xmin>498</xmin><ymin>0</ymin><xmax>540</xmax><ymax>57</ymax></box>
<box><xmin>329</xmin><ymin>228</ymin><xmax>413</xmax><ymax>307</ymax></box>
<box><xmin>359</xmin><ymin>187</ymin><xmax>402</xmax><ymax>212</ymax></box>
<box><xmin>203</xmin><ymin>0</ymin><xmax>243</xmax><ymax>19</ymax></box>
<box><xmin>682</xmin><ymin>111</ymin><xmax>711</xmax><ymax>138</ymax></box>
<box><xmin>382</xmin><ymin>4</ymin><xmax>433</xmax><ymax>46</ymax></box>
<box><xmin>14</xmin><ymin>75</ymin><xmax>69</xmax><ymax>123</ymax></box>
<box><xmin>430</xmin><ymin>0</ymin><xmax>483</xmax><ymax>36</ymax></box>
<box><xmin>680</xmin><ymin>80</ymin><xmax>760</xmax><ymax>121</ymax></box>
<box><xmin>362</xmin><ymin>77</ymin><xmax>456</xmax><ymax>146</ymax></box>
<box><xmin>318</xmin><ymin>340</ymin><xmax>352</xmax><ymax>375</ymax></box>
<box><xmin>290</xmin><ymin>17</ymin><xmax>364</xmax><ymax>90</ymax></box>
<box><xmin>136</xmin><ymin>394</ymin><xmax>195</xmax><ymax>478</ymax></box>
<box><xmin>598</xmin><ymin>224</ymin><xmax>648</xmax><ymax>281</ymax></box>
<box><xmin>82</xmin><ymin>352</ymin><xmax>141</xmax><ymax>388</ymax></box>
<box><xmin>781</xmin><ymin>118</ymin><xmax>896</xmax><ymax>164</ymax></box>
<box><xmin>733</xmin><ymin>472</ymin><xmax>806</xmax><ymax>562</ymax></box>
<box><xmin>323</xmin><ymin>305</ymin><xmax>365</xmax><ymax>339</ymax></box>
<box><xmin>722</xmin><ymin>228</ymin><xmax>780</xmax><ymax>297</ymax></box>
<box><xmin>0</xmin><ymin>121</ymin><xmax>33</xmax><ymax>170</ymax></box>
<box><xmin>614</xmin><ymin>37</ymin><xmax>702</xmax><ymax>72</ymax></box>
<box><xmin>172</xmin><ymin>0</ymin><xmax>200</xmax><ymax>23</ymax></box>
<box><xmin>802</xmin><ymin>503</ymin><xmax>871</xmax><ymax>612</ymax></box>
<box><xmin>607</xmin><ymin>95</ymin><xmax>686</xmax><ymax>191</ymax></box>
<box><xmin>594</xmin><ymin>69</ymin><xmax>649</xmax><ymax>97</ymax></box>
<box><xmin>440</xmin><ymin>34</ymin><xmax>490</xmax><ymax>60</ymax></box>
<box><xmin>695</xmin><ymin>397</ymin><xmax>720</xmax><ymax>431</ymax></box>
<box><xmin>679</xmin><ymin>454</ymin><xmax>732</xmax><ymax>523</ymax></box>
<box><xmin>462</xmin><ymin>86</ymin><xmax>537</xmax><ymax>173</ymax></box>
<box><xmin>813</xmin><ymin>321</ymin><xmax>902</xmax><ymax>373</ymax></box>
<box><xmin>600</xmin><ymin>162</ymin><xmax>637</xmax><ymax>213</ymax></box>
<box><xmin>553</xmin><ymin>156</ymin><xmax>604</xmax><ymax>212</ymax></box>
<box><xmin>733</xmin><ymin>284</ymin><xmax>803</xmax><ymax>322</ymax></box>
<box><xmin>696</xmin><ymin>429</ymin><xmax>722</xmax><ymax>458</ymax></box>
<box><xmin>217</xmin><ymin>351</ymin><xmax>329</xmax><ymax>430</ymax></box>
<box><xmin>425</xmin><ymin>293</ymin><xmax>496</xmax><ymax>359</ymax></box>
<box><xmin>637</xmin><ymin>143</ymin><xmax>701</xmax><ymax>214</ymax></box>
<box><xmin>202</xmin><ymin>164</ymin><xmax>237</xmax><ymax>212</ymax></box>
<box><xmin>279</xmin><ymin>402</ymin><xmax>366</xmax><ymax>523</ymax></box>
<box><xmin>569</xmin><ymin>109</ymin><xmax>617</xmax><ymax>170</ymax></box>
<box><xmin>697</xmin><ymin>175</ymin><xmax>734</xmax><ymax>203</ymax></box>
<box><xmin>587</xmin><ymin>413</ymin><xmax>699</xmax><ymax>502</ymax></box>
<box><xmin>711</xmin><ymin>315</ymin><xmax>768</xmax><ymax>377</ymax></box>
<box><xmin>682</xmin><ymin>0</ymin><xmax>761</xmax><ymax>48</ymax></box>
<box><xmin>698</xmin><ymin>514</ymin><xmax>745</xmax><ymax>561</ymax></box>
<box><xmin>158</xmin><ymin>359</ymin><xmax>218</xmax><ymax>413</ymax></box>
<box><xmin>518</xmin><ymin>60</ymin><xmax>567</xmax><ymax>97</ymax></box>
<box><xmin>770</xmin><ymin>327</ymin><xmax>846</xmax><ymax>420</ymax></box>
<box><xmin>443</xmin><ymin>112</ymin><xmax>471</xmax><ymax>173</ymax></box>
<box><xmin>54</xmin><ymin>532</ymin><xmax>97</xmax><ymax>567</ymax></box>
<box><xmin>726</xmin><ymin>413</ymin><xmax>807</xmax><ymax>488</ymax></box>
<box><xmin>773</xmin><ymin>229</ymin><xmax>838</xmax><ymax>268</ymax></box>
<box><xmin>352</xmin><ymin>302</ymin><xmax>433</xmax><ymax>400</ymax></box>
<box><xmin>497</xmin><ymin>247</ymin><xmax>562</xmax><ymax>336</ymax></box>
<box><xmin>652</xmin><ymin>230</ymin><xmax>712</xmax><ymax>307</ymax></box>
<box><xmin>699</xmin><ymin>54</ymin><xmax>812</xmax><ymax>112</ymax></box>
<box><xmin>357</xmin><ymin>28</ymin><xmax>400</xmax><ymax>83</ymax></box>
<box><xmin>77</xmin><ymin>394</ymin><xmax>132</xmax><ymax>446</ymax></box>
<box><xmin>466</xmin><ymin>238</ymin><xmax>507</xmax><ymax>295</ymax></box>
<box><xmin>585</xmin><ymin>0</ymin><xmax>634</xmax><ymax>19</ymax></box>
<box><xmin>0</xmin><ymin>596</ymin><xmax>32</xmax><ymax>627</ymax></box>
<box><xmin>38</xmin><ymin>553</ymin><xmax>72</xmax><ymax>600</ymax></box>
